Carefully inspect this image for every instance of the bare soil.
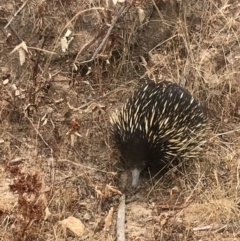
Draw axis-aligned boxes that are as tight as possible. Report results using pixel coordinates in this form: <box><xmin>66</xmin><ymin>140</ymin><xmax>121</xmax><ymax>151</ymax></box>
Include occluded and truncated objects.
<box><xmin>1</xmin><ymin>0</ymin><xmax>240</xmax><ymax>240</ymax></box>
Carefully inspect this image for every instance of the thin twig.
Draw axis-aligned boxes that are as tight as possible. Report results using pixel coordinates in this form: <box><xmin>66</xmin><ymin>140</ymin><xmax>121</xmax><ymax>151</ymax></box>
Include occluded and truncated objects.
<box><xmin>26</xmin><ymin>116</ymin><xmax>53</xmax><ymax>154</ymax></box>
<box><xmin>73</xmin><ymin>25</ymin><xmax>109</xmax><ymax>68</ymax></box>
<box><xmin>4</xmin><ymin>0</ymin><xmax>30</xmax><ymax>29</ymax></box>
<box><xmin>92</xmin><ymin>3</ymin><xmax>128</xmax><ymax>60</ymax></box>
<box><xmin>67</xmin><ymin>85</ymin><xmax>132</xmax><ymax>112</ymax></box>
<box><xmin>193</xmin><ymin>224</ymin><xmax>227</xmax><ymax>232</ymax></box>
<box><xmin>8</xmin><ymin>25</ymin><xmax>23</xmax><ymax>42</ymax></box>
<box><xmin>60</xmin><ymin>158</ymin><xmax>117</xmax><ymax>175</ymax></box>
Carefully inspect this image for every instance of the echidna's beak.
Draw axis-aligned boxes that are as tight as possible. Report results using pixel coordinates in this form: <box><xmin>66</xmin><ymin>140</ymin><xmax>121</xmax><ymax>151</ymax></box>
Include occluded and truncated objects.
<box><xmin>131</xmin><ymin>168</ymin><xmax>141</xmax><ymax>188</ymax></box>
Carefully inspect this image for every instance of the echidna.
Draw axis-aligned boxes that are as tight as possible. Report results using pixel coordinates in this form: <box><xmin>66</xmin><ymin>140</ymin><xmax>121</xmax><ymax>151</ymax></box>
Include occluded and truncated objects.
<box><xmin>110</xmin><ymin>80</ymin><xmax>208</xmax><ymax>187</ymax></box>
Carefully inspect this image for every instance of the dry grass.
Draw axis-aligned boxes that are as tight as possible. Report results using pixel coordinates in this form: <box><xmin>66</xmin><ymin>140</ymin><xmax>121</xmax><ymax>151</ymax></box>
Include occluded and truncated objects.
<box><xmin>1</xmin><ymin>0</ymin><xmax>240</xmax><ymax>240</ymax></box>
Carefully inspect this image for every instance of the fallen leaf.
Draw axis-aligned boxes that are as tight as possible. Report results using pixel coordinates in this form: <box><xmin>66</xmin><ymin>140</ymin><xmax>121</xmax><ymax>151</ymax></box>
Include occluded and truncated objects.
<box><xmin>61</xmin><ymin>29</ymin><xmax>74</xmax><ymax>52</ymax></box>
<box><xmin>104</xmin><ymin>207</ymin><xmax>114</xmax><ymax>231</ymax></box>
<box><xmin>107</xmin><ymin>184</ymin><xmax>122</xmax><ymax>195</ymax></box>
<box><xmin>3</xmin><ymin>79</ymin><xmax>9</xmax><ymax>85</ymax></box>
<box><xmin>44</xmin><ymin>207</ymin><xmax>51</xmax><ymax>220</ymax></box>
<box><xmin>138</xmin><ymin>8</ymin><xmax>146</xmax><ymax>24</ymax></box>
<box><xmin>58</xmin><ymin>216</ymin><xmax>85</xmax><ymax>236</ymax></box>
<box><xmin>112</xmin><ymin>0</ymin><xmax>125</xmax><ymax>5</ymax></box>
<box><xmin>10</xmin><ymin>41</ymin><xmax>29</xmax><ymax>66</ymax></box>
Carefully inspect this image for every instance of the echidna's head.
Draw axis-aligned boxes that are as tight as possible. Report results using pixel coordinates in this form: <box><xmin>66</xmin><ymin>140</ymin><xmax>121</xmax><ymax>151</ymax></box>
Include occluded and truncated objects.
<box><xmin>110</xmin><ymin>118</ymin><xmax>153</xmax><ymax>187</ymax></box>
<box><xmin>117</xmin><ymin>137</ymin><xmax>152</xmax><ymax>187</ymax></box>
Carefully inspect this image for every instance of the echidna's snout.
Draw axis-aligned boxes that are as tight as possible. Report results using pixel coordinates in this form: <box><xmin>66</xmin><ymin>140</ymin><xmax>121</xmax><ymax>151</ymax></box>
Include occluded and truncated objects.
<box><xmin>131</xmin><ymin>168</ymin><xmax>141</xmax><ymax>188</ymax></box>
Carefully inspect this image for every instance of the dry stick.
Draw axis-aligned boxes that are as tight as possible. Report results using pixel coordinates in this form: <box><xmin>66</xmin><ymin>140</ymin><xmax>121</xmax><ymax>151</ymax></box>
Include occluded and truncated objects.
<box><xmin>4</xmin><ymin>0</ymin><xmax>30</xmax><ymax>29</ymax></box>
<box><xmin>193</xmin><ymin>224</ymin><xmax>227</xmax><ymax>232</ymax></box>
<box><xmin>151</xmin><ymin>0</ymin><xmax>164</xmax><ymax>21</ymax></box>
<box><xmin>73</xmin><ymin>4</ymin><xmax>128</xmax><ymax>66</ymax></box>
<box><xmin>73</xmin><ymin>25</ymin><xmax>109</xmax><ymax>68</ymax></box>
<box><xmin>8</xmin><ymin>25</ymin><xmax>23</xmax><ymax>42</ymax></box>
<box><xmin>236</xmin><ymin>158</ymin><xmax>240</xmax><ymax>192</ymax></box>
<box><xmin>92</xmin><ymin>3</ymin><xmax>128</xmax><ymax>60</ymax></box>
<box><xmin>117</xmin><ymin>194</ymin><xmax>126</xmax><ymax>241</ymax></box>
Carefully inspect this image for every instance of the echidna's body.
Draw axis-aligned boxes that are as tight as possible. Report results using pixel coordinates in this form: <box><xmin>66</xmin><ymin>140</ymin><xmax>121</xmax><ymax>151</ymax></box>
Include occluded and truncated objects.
<box><xmin>110</xmin><ymin>81</ymin><xmax>208</xmax><ymax>187</ymax></box>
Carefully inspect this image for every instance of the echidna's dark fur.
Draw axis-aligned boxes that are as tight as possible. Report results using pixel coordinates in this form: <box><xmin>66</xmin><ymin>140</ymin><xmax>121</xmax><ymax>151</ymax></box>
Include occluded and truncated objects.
<box><xmin>110</xmin><ymin>80</ymin><xmax>208</xmax><ymax>187</ymax></box>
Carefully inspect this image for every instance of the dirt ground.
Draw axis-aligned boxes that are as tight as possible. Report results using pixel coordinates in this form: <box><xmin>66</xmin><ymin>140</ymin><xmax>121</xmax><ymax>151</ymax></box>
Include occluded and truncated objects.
<box><xmin>1</xmin><ymin>0</ymin><xmax>240</xmax><ymax>240</ymax></box>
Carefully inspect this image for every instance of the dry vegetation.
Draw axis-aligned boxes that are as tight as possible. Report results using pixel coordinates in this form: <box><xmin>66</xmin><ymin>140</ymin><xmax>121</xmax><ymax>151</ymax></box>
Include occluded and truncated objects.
<box><xmin>1</xmin><ymin>0</ymin><xmax>240</xmax><ymax>240</ymax></box>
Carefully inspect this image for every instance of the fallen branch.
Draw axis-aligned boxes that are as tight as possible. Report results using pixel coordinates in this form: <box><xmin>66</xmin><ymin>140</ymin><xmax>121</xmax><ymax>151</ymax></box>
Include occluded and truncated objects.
<box><xmin>117</xmin><ymin>194</ymin><xmax>126</xmax><ymax>241</ymax></box>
